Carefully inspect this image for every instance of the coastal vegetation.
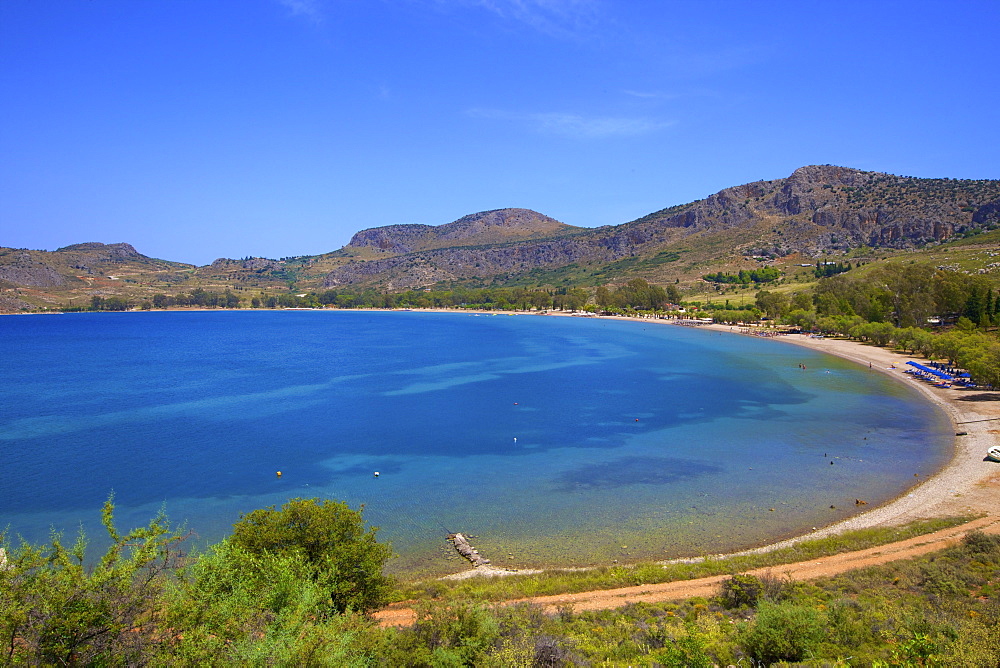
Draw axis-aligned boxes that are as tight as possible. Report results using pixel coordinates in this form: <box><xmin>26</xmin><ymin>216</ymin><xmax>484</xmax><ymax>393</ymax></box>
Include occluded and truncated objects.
<box><xmin>2</xmin><ymin>501</ymin><xmax>996</xmax><ymax>665</ymax></box>
<box><xmin>702</xmin><ymin>267</ymin><xmax>781</xmax><ymax>285</ymax></box>
<box><xmin>397</xmin><ymin>518</ymin><xmax>969</xmax><ymax>605</ymax></box>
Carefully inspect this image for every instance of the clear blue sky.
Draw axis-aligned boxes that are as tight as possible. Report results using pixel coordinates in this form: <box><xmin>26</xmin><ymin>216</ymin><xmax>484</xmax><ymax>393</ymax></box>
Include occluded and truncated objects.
<box><xmin>2</xmin><ymin>1</ymin><xmax>998</xmax><ymax>266</ymax></box>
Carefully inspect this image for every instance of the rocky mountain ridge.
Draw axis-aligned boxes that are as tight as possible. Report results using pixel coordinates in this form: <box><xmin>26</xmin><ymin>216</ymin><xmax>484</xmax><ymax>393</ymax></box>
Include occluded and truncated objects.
<box><xmin>3</xmin><ymin>165</ymin><xmax>999</xmax><ymax>307</ymax></box>
<box><xmin>322</xmin><ymin>166</ymin><xmax>1000</xmax><ymax>289</ymax></box>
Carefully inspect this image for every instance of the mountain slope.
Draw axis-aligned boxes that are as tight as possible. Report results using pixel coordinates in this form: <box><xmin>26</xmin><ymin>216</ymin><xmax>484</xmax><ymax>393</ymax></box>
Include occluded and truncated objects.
<box><xmin>4</xmin><ymin>166</ymin><xmax>1000</xmax><ymax>310</ymax></box>
<box><xmin>321</xmin><ymin>166</ymin><xmax>1000</xmax><ymax>290</ymax></box>
<box><xmin>0</xmin><ymin>243</ymin><xmax>194</xmax><ymax>309</ymax></box>
<box><xmin>345</xmin><ymin>208</ymin><xmax>583</xmax><ymax>254</ymax></box>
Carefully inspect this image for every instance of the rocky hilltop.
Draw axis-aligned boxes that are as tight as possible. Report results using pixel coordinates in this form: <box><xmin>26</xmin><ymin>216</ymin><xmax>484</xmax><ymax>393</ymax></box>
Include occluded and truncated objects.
<box><xmin>632</xmin><ymin>165</ymin><xmax>999</xmax><ymax>252</ymax></box>
<box><xmin>346</xmin><ymin>208</ymin><xmax>581</xmax><ymax>255</ymax></box>
<box><xmin>322</xmin><ymin>166</ymin><xmax>1000</xmax><ymax>289</ymax></box>
<box><xmin>3</xmin><ymin>166</ymin><xmax>999</xmax><ymax>309</ymax></box>
<box><xmin>0</xmin><ymin>243</ymin><xmax>193</xmax><ymax>310</ymax></box>
<box><xmin>0</xmin><ymin>242</ymin><xmax>163</xmax><ymax>288</ymax></box>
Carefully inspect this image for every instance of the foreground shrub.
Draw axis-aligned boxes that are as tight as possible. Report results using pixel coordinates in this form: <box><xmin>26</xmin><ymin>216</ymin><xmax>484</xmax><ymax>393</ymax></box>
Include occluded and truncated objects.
<box><xmin>0</xmin><ymin>497</ymin><xmax>185</xmax><ymax>665</ymax></box>
<box><xmin>738</xmin><ymin>600</ymin><xmax>826</xmax><ymax>664</ymax></box>
<box><xmin>653</xmin><ymin>621</ymin><xmax>714</xmax><ymax>668</ymax></box>
<box><xmin>719</xmin><ymin>571</ymin><xmax>792</xmax><ymax>609</ymax></box>
<box><xmin>229</xmin><ymin>497</ymin><xmax>394</xmax><ymax>613</ymax></box>
<box><xmin>962</xmin><ymin>529</ymin><xmax>1000</xmax><ymax>555</ymax></box>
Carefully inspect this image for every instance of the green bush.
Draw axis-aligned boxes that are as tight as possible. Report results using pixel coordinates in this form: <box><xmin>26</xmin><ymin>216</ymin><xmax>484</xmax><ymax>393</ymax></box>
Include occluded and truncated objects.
<box><xmin>654</xmin><ymin>622</ymin><xmax>714</xmax><ymax>667</ymax></box>
<box><xmin>720</xmin><ymin>573</ymin><xmax>763</xmax><ymax>608</ymax></box>
<box><xmin>738</xmin><ymin>601</ymin><xmax>826</xmax><ymax>664</ymax></box>
<box><xmin>229</xmin><ymin>497</ymin><xmax>394</xmax><ymax>613</ymax></box>
<box><xmin>719</xmin><ymin>571</ymin><xmax>792</xmax><ymax>609</ymax></box>
<box><xmin>961</xmin><ymin>529</ymin><xmax>1000</xmax><ymax>555</ymax></box>
<box><xmin>0</xmin><ymin>497</ymin><xmax>185</xmax><ymax>665</ymax></box>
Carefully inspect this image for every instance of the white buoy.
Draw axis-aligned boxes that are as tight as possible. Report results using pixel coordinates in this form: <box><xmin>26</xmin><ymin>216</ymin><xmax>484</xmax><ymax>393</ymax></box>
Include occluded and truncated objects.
<box><xmin>374</xmin><ymin>471</ymin><xmax>380</xmax><ymax>477</ymax></box>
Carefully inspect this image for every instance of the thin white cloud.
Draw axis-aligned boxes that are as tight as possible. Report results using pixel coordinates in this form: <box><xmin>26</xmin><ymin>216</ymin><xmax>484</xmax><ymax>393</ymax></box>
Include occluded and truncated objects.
<box><xmin>467</xmin><ymin>108</ymin><xmax>673</xmax><ymax>138</ymax></box>
<box><xmin>277</xmin><ymin>0</ymin><xmax>324</xmax><ymax>23</ymax></box>
<box><xmin>423</xmin><ymin>0</ymin><xmax>603</xmax><ymax>38</ymax></box>
<box><xmin>623</xmin><ymin>90</ymin><xmax>684</xmax><ymax>101</ymax></box>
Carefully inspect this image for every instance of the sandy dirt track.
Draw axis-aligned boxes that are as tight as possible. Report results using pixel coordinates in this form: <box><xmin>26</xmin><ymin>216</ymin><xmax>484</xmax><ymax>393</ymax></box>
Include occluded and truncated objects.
<box><xmin>374</xmin><ymin>515</ymin><xmax>1000</xmax><ymax>627</ymax></box>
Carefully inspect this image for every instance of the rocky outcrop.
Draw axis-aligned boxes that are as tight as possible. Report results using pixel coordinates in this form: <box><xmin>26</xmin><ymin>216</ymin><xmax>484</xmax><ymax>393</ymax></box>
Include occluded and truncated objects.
<box><xmin>449</xmin><ymin>533</ymin><xmax>491</xmax><ymax>567</ymax></box>
<box><xmin>347</xmin><ymin>224</ymin><xmax>435</xmax><ymax>254</ymax></box>
<box><xmin>210</xmin><ymin>257</ymin><xmax>282</xmax><ymax>271</ymax></box>
<box><xmin>0</xmin><ymin>251</ymin><xmax>65</xmax><ymax>287</ymax></box>
<box><xmin>324</xmin><ymin>222</ymin><xmax>687</xmax><ymax>289</ymax></box>
<box><xmin>56</xmin><ymin>242</ymin><xmax>143</xmax><ymax>261</ymax></box>
<box><xmin>972</xmin><ymin>198</ymin><xmax>1000</xmax><ymax>227</ymax></box>
<box><xmin>435</xmin><ymin>208</ymin><xmax>571</xmax><ymax>241</ymax></box>
<box><xmin>0</xmin><ymin>294</ymin><xmax>35</xmax><ymax>313</ymax></box>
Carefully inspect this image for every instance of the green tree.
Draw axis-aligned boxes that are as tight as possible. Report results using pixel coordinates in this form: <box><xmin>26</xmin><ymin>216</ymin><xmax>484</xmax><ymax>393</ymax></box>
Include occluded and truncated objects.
<box><xmin>791</xmin><ymin>291</ymin><xmax>813</xmax><ymax>311</ymax></box>
<box><xmin>755</xmin><ymin>290</ymin><xmax>790</xmax><ymax>319</ymax></box>
<box><xmin>783</xmin><ymin>308</ymin><xmax>817</xmax><ymax>330</ymax></box>
<box><xmin>229</xmin><ymin>497</ymin><xmax>393</xmax><ymax>614</ymax></box>
<box><xmin>595</xmin><ymin>286</ymin><xmax>612</xmax><ymax>311</ymax></box>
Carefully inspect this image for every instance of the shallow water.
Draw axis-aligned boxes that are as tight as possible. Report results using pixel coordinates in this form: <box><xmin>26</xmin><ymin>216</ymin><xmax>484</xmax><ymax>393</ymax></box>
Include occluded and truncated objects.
<box><xmin>0</xmin><ymin>311</ymin><xmax>951</xmax><ymax>576</ymax></box>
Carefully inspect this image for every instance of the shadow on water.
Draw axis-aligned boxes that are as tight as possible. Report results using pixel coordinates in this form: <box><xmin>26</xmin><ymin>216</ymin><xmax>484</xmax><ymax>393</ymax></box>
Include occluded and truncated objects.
<box><xmin>556</xmin><ymin>456</ymin><xmax>722</xmax><ymax>491</ymax></box>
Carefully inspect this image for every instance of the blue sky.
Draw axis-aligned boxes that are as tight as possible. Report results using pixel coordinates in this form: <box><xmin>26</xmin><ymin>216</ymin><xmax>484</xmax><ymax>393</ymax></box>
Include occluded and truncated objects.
<box><xmin>2</xmin><ymin>0</ymin><xmax>998</xmax><ymax>266</ymax></box>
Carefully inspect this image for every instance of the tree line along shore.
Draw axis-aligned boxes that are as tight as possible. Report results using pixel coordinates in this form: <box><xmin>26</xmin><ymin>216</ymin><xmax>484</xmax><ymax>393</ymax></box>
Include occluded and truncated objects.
<box><xmin>74</xmin><ymin>261</ymin><xmax>1000</xmax><ymax>389</ymax></box>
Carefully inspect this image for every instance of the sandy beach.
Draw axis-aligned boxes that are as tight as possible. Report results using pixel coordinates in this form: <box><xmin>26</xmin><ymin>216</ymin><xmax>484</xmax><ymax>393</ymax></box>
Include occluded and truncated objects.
<box><xmin>443</xmin><ymin>313</ymin><xmax>1000</xmax><ymax>579</ymax></box>
<box><xmin>715</xmin><ymin>324</ymin><xmax>1000</xmax><ymax>543</ymax></box>
<box><xmin>605</xmin><ymin>316</ymin><xmax>999</xmax><ymax>539</ymax></box>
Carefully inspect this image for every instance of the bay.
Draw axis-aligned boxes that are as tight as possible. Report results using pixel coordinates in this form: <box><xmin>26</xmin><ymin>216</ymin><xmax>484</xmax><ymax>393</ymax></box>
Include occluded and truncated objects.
<box><xmin>0</xmin><ymin>310</ymin><xmax>951</xmax><ymax>576</ymax></box>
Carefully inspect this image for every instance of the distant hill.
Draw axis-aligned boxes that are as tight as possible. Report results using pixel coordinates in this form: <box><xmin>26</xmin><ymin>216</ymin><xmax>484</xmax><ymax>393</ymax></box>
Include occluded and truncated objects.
<box><xmin>320</xmin><ymin>166</ymin><xmax>1000</xmax><ymax>289</ymax></box>
<box><xmin>3</xmin><ymin>166</ymin><xmax>999</xmax><ymax>310</ymax></box>
<box><xmin>0</xmin><ymin>243</ymin><xmax>194</xmax><ymax>310</ymax></box>
<box><xmin>346</xmin><ymin>208</ymin><xmax>581</xmax><ymax>254</ymax></box>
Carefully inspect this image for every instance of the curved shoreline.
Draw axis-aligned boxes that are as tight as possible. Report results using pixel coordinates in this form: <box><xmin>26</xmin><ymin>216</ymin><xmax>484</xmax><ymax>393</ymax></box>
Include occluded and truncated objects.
<box><xmin>619</xmin><ymin>317</ymin><xmax>998</xmax><ymax>550</ymax></box>
<box><xmin>600</xmin><ymin>317</ymin><xmax>999</xmax><ymax>543</ymax></box>
<box><xmin>446</xmin><ymin>314</ymin><xmax>1000</xmax><ymax>579</ymax></box>
<box><xmin>8</xmin><ymin>307</ymin><xmax>998</xmax><ymax>574</ymax></box>
<box><xmin>722</xmin><ymin>326</ymin><xmax>999</xmax><ymax>542</ymax></box>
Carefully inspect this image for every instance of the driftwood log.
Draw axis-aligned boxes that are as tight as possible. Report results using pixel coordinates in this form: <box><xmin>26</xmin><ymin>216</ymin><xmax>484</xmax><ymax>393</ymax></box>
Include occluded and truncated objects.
<box><xmin>448</xmin><ymin>533</ymin><xmax>491</xmax><ymax>567</ymax></box>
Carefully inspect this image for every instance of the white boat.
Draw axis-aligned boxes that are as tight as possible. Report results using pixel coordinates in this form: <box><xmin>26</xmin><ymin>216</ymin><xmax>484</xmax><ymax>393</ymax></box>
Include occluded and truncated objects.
<box><xmin>988</xmin><ymin>447</ymin><xmax>1000</xmax><ymax>463</ymax></box>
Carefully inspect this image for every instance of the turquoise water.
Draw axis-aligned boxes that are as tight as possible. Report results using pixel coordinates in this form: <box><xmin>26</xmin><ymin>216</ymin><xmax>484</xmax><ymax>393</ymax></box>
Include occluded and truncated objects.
<box><xmin>0</xmin><ymin>311</ymin><xmax>951</xmax><ymax>576</ymax></box>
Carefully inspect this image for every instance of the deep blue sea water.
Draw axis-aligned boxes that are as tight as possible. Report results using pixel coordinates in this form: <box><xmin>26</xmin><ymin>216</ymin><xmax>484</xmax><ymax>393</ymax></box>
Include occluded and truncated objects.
<box><xmin>0</xmin><ymin>311</ymin><xmax>951</xmax><ymax>575</ymax></box>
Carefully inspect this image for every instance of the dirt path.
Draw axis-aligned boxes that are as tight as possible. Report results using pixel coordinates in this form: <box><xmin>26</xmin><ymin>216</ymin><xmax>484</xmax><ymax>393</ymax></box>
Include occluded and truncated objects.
<box><xmin>374</xmin><ymin>516</ymin><xmax>1000</xmax><ymax>626</ymax></box>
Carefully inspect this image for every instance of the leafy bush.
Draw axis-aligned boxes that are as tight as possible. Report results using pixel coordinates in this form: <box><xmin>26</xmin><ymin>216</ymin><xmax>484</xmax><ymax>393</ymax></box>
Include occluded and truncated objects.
<box><xmin>738</xmin><ymin>601</ymin><xmax>826</xmax><ymax>664</ymax></box>
<box><xmin>654</xmin><ymin>622</ymin><xmax>714</xmax><ymax>667</ymax></box>
<box><xmin>961</xmin><ymin>529</ymin><xmax>1000</xmax><ymax>555</ymax></box>
<box><xmin>0</xmin><ymin>497</ymin><xmax>185</xmax><ymax>665</ymax></box>
<box><xmin>719</xmin><ymin>571</ymin><xmax>792</xmax><ymax>609</ymax></box>
<box><xmin>720</xmin><ymin>573</ymin><xmax>763</xmax><ymax>608</ymax></box>
<box><xmin>229</xmin><ymin>497</ymin><xmax>394</xmax><ymax>613</ymax></box>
